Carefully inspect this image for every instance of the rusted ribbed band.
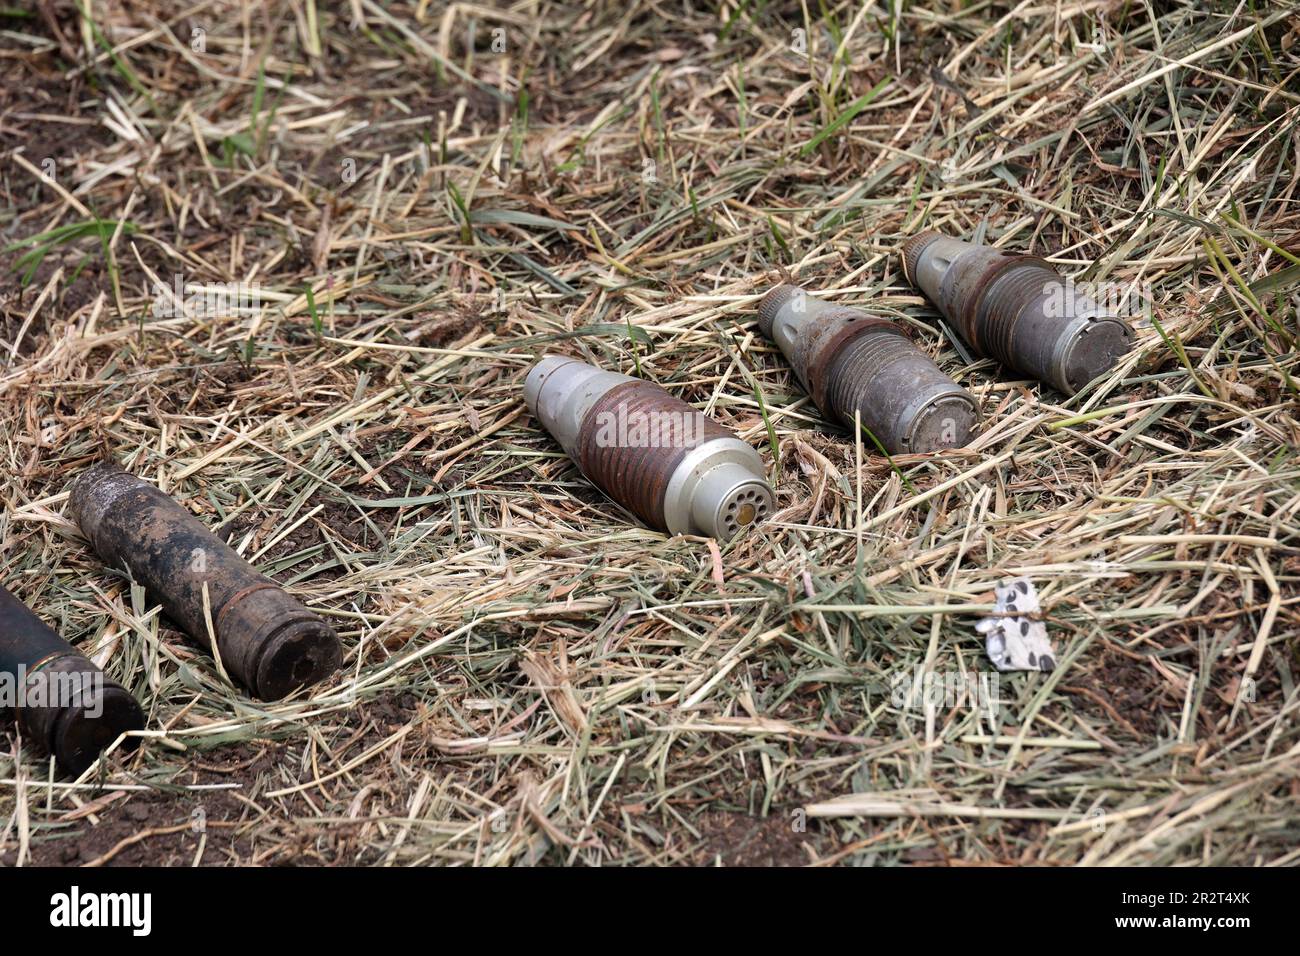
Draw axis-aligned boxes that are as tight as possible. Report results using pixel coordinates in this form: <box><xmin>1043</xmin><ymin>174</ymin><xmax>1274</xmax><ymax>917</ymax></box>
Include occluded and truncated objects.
<box><xmin>952</xmin><ymin>254</ymin><xmax>1011</xmax><ymax>345</ymax></box>
<box><xmin>825</xmin><ymin>331</ymin><xmax>919</xmax><ymax>428</ymax></box>
<box><xmin>974</xmin><ymin>262</ymin><xmax>1059</xmax><ymax>368</ymax></box>
<box><xmin>900</xmin><ymin>232</ymin><xmax>942</xmax><ymax>284</ymax></box>
<box><xmin>574</xmin><ymin>380</ymin><xmax>729</xmax><ymax>531</ymax></box>
<box><xmin>804</xmin><ymin>314</ymin><xmax>909</xmax><ymax>415</ymax></box>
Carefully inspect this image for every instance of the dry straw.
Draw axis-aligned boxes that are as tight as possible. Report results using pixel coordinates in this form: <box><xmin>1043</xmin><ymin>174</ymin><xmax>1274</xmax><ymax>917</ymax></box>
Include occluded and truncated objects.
<box><xmin>1</xmin><ymin>1</ymin><xmax>1298</xmax><ymax>866</ymax></box>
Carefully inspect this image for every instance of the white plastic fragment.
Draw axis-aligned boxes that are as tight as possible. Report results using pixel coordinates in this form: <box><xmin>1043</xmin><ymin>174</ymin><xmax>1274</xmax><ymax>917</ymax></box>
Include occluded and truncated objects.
<box><xmin>976</xmin><ymin>578</ymin><xmax>1056</xmax><ymax>672</ymax></box>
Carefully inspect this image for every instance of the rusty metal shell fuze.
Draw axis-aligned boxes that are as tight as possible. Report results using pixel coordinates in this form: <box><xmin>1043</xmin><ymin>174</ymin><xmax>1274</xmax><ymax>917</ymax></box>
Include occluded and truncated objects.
<box><xmin>0</xmin><ymin>584</ymin><xmax>144</xmax><ymax>775</ymax></box>
<box><xmin>524</xmin><ymin>356</ymin><xmax>774</xmax><ymax>540</ymax></box>
<box><xmin>757</xmin><ymin>284</ymin><xmax>977</xmax><ymax>454</ymax></box>
<box><xmin>68</xmin><ymin>464</ymin><xmax>342</xmax><ymax>701</ymax></box>
<box><xmin>900</xmin><ymin>231</ymin><xmax>1134</xmax><ymax>395</ymax></box>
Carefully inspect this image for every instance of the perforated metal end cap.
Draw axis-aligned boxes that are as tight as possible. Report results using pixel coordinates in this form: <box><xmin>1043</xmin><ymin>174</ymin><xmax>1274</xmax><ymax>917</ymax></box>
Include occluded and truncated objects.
<box><xmin>715</xmin><ymin>479</ymin><xmax>774</xmax><ymax>541</ymax></box>
<box><xmin>664</xmin><ymin>439</ymin><xmax>773</xmax><ymax>540</ymax></box>
<box><xmin>900</xmin><ymin>231</ymin><xmax>943</xmax><ymax>284</ymax></box>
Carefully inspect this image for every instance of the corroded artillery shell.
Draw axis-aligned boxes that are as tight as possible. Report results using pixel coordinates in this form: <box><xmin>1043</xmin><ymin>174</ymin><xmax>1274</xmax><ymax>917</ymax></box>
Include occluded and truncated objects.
<box><xmin>524</xmin><ymin>356</ymin><xmax>773</xmax><ymax>540</ymax></box>
<box><xmin>69</xmin><ymin>464</ymin><xmax>341</xmax><ymax>700</ymax></box>
<box><xmin>758</xmin><ymin>283</ymin><xmax>977</xmax><ymax>454</ymax></box>
<box><xmin>0</xmin><ymin>584</ymin><xmax>144</xmax><ymax>775</ymax></box>
<box><xmin>901</xmin><ymin>232</ymin><xmax>1134</xmax><ymax>394</ymax></box>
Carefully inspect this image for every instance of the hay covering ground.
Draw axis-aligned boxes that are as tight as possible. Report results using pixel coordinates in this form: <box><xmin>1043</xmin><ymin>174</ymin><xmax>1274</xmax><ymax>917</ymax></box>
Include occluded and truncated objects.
<box><xmin>1</xmin><ymin>0</ymin><xmax>1299</xmax><ymax>866</ymax></box>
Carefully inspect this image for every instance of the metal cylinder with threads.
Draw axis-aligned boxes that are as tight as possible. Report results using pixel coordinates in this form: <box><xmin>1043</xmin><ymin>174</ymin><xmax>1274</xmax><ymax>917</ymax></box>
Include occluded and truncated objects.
<box><xmin>68</xmin><ymin>464</ymin><xmax>342</xmax><ymax>701</ymax></box>
<box><xmin>900</xmin><ymin>231</ymin><xmax>1134</xmax><ymax>395</ymax></box>
<box><xmin>757</xmin><ymin>284</ymin><xmax>977</xmax><ymax>454</ymax></box>
<box><xmin>524</xmin><ymin>355</ymin><xmax>774</xmax><ymax>541</ymax></box>
<box><xmin>0</xmin><ymin>584</ymin><xmax>145</xmax><ymax>775</ymax></box>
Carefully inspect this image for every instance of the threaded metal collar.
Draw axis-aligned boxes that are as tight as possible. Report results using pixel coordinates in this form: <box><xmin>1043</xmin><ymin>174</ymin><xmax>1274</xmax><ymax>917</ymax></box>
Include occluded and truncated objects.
<box><xmin>900</xmin><ymin>231</ymin><xmax>942</xmax><ymax>284</ymax></box>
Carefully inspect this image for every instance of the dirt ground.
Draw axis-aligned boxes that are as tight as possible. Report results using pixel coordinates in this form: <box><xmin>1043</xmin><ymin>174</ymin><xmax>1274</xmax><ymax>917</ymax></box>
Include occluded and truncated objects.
<box><xmin>2</xmin><ymin>1</ymin><xmax>1299</xmax><ymax>866</ymax></box>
